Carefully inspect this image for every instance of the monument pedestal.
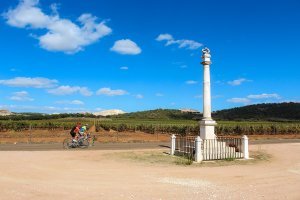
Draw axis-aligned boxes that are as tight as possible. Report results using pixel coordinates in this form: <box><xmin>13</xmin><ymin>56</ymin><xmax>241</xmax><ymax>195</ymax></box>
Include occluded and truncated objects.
<box><xmin>200</xmin><ymin>119</ymin><xmax>217</xmax><ymax>139</ymax></box>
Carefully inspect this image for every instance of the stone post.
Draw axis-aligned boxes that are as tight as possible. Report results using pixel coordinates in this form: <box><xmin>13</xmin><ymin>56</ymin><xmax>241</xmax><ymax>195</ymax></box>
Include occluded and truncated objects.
<box><xmin>195</xmin><ymin>136</ymin><xmax>203</xmax><ymax>162</ymax></box>
<box><xmin>200</xmin><ymin>47</ymin><xmax>217</xmax><ymax>139</ymax></box>
<box><xmin>242</xmin><ymin>135</ymin><xmax>249</xmax><ymax>159</ymax></box>
<box><xmin>170</xmin><ymin>134</ymin><xmax>176</xmax><ymax>155</ymax></box>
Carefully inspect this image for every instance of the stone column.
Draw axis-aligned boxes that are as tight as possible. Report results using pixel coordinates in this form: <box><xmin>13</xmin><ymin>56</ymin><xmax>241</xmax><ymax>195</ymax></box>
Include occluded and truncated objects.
<box><xmin>200</xmin><ymin>47</ymin><xmax>217</xmax><ymax>139</ymax></box>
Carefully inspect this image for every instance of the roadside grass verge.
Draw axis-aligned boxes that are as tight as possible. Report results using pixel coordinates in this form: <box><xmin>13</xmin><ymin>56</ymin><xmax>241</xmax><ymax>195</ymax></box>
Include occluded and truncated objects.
<box><xmin>105</xmin><ymin>151</ymin><xmax>194</xmax><ymax>166</ymax></box>
<box><xmin>106</xmin><ymin>149</ymin><xmax>272</xmax><ymax>167</ymax></box>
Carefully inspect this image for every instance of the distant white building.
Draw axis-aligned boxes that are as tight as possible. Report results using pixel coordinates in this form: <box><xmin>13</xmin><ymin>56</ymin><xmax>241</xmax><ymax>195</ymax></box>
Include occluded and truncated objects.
<box><xmin>93</xmin><ymin>109</ymin><xmax>125</xmax><ymax>116</ymax></box>
<box><xmin>0</xmin><ymin>110</ymin><xmax>12</xmax><ymax>116</ymax></box>
<box><xmin>180</xmin><ymin>109</ymin><xmax>200</xmax><ymax>114</ymax></box>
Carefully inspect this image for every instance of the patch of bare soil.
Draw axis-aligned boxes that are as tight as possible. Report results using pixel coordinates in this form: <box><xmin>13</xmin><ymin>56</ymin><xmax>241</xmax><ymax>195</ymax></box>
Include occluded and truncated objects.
<box><xmin>248</xmin><ymin>134</ymin><xmax>300</xmax><ymax>140</ymax></box>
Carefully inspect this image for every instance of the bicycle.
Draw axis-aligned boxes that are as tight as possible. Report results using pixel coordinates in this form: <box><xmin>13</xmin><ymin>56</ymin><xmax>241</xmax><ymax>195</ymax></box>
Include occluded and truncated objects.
<box><xmin>63</xmin><ymin>133</ymin><xmax>96</xmax><ymax>149</ymax></box>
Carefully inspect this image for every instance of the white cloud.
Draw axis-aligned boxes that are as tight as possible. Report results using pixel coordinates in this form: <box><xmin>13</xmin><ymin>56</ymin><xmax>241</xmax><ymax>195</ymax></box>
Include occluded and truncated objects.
<box><xmin>0</xmin><ymin>77</ymin><xmax>57</xmax><ymax>88</ymax></box>
<box><xmin>120</xmin><ymin>66</ymin><xmax>128</xmax><ymax>70</ymax></box>
<box><xmin>79</xmin><ymin>87</ymin><xmax>93</xmax><ymax>96</ymax></box>
<box><xmin>3</xmin><ymin>0</ymin><xmax>112</xmax><ymax>54</ymax></box>
<box><xmin>49</xmin><ymin>3</ymin><xmax>59</xmax><ymax>16</ymax></box>
<box><xmin>227</xmin><ymin>93</ymin><xmax>281</xmax><ymax>105</ymax></box>
<box><xmin>48</xmin><ymin>85</ymin><xmax>92</xmax><ymax>96</ymax></box>
<box><xmin>176</xmin><ymin>40</ymin><xmax>203</xmax><ymax>50</ymax></box>
<box><xmin>39</xmin><ymin>14</ymin><xmax>112</xmax><ymax>53</ymax></box>
<box><xmin>227</xmin><ymin>98</ymin><xmax>251</xmax><ymax>104</ymax></box>
<box><xmin>10</xmin><ymin>91</ymin><xmax>34</xmax><ymax>101</ymax></box>
<box><xmin>247</xmin><ymin>93</ymin><xmax>280</xmax><ymax>99</ymax></box>
<box><xmin>44</xmin><ymin>106</ymin><xmax>57</xmax><ymax>111</ymax></box>
<box><xmin>155</xmin><ymin>93</ymin><xmax>164</xmax><ymax>97</ymax></box>
<box><xmin>48</xmin><ymin>86</ymin><xmax>80</xmax><ymax>95</ymax></box>
<box><xmin>186</xmin><ymin>80</ymin><xmax>198</xmax><ymax>85</ymax></box>
<box><xmin>135</xmin><ymin>94</ymin><xmax>143</xmax><ymax>99</ymax></box>
<box><xmin>110</xmin><ymin>39</ymin><xmax>141</xmax><ymax>55</ymax></box>
<box><xmin>96</xmin><ymin>87</ymin><xmax>128</xmax><ymax>96</ymax></box>
<box><xmin>156</xmin><ymin>33</ymin><xmax>203</xmax><ymax>50</ymax></box>
<box><xmin>0</xmin><ymin>104</ymin><xmax>89</xmax><ymax>113</ymax></box>
<box><xmin>228</xmin><ymin>78</ymin><xmax>250</xmax><ymax>86</ymax></box>
<box><xmin>55</xmin><ymin>100</ymin><xmax>84</xmax><ymax>105</ymax></box>
<box><xmin>62</xmin><ymin>107</ymin><xmax>86</xmax><ymax>111</ymax></box>
<box><xmin>156</xmin><ymin>33</ymin><xmax>173</xmax><ymax>41</ymax></box>
<box><xmin>194</xmin><ymin>95</ymin><xmax>202</xmax><ymax>99</ymax></box>
<box><xmin>71</xmin><ymin>100</ymin><xmax>84</xmax><ymax>105</ymax></box>
<box><xmin>3</xmin><ymin>0</ymin><xmax>51</xmax><ymax>28</ymax></box>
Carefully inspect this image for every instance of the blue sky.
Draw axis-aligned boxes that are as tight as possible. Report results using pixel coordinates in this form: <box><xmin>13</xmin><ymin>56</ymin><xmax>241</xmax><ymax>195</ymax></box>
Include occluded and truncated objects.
<box><xmin>0</xmin><ymin>0</ymin><xmax>299</xmax><ymax>113</ymax></box>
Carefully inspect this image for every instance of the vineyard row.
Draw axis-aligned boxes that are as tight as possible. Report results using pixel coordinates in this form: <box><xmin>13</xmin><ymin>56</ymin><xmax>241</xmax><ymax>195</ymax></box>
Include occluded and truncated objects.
<box><xmin>0</xmin><ymin>120</ymin><xmax>299</xmax><ymax>135</ymax></box>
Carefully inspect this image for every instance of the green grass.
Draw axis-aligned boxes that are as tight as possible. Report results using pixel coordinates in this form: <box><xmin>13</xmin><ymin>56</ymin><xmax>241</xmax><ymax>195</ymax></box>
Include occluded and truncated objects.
<box><xmin>224</xmin><ymin>157</ymin><xmax>235</xmax><ymax>161</ymax></box>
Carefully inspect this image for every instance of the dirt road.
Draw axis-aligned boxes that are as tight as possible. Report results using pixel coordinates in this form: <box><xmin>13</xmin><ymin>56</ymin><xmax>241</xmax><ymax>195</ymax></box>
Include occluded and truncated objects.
<box><xmin>0</xmin><ymin>142</ymin><xmax>168</xmax><ymax>151</ymax></box>
<box><xmin>0</xmin><ymin>139</ymin><xmax>300</xmax><ymax>151</ymax></box>
<box><xmin>0</xmin><ymin>142</ymin><xmax>299</xmax><ymax>199</ymax></box>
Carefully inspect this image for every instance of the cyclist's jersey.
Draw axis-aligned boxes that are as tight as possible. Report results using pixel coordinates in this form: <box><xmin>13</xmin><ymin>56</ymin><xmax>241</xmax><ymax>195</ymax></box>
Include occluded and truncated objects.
<box><xmin>75</xmin><ymin>126</ymin><xmax>80</xmax><ymax>133</ymax></box>
<box><xmin>70</xmin><ymin>126</ymin><xmax>80</xmax><ymax>133</ymax></box>
<box><xmin>79</xmin><ymin>126</ymin><xmax>87</xmax><ymax>135</ymax></box>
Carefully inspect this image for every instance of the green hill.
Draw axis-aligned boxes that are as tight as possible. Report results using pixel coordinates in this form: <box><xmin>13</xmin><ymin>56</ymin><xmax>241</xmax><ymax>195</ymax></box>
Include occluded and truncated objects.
<box><xmin>212</xmin><ymin>102</ymin><xmax>300</xmax><ymax>121</ymax></box>
<box><xmin>1</xmin><ymin>102</ymin><xmax>299</xmax><ymax>122</ymax></box>
<box><xmin>114</xmin><ymin>102</ymin><xmax>300</xmax><ymax>121</ymax></box>
<box><xmin>112</xmin><ymin>109</ymin><xmax>201</xmax><ymax>120</ymax></box>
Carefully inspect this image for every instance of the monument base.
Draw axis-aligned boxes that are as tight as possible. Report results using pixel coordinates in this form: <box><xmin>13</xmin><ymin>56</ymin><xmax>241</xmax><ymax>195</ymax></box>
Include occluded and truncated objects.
<box><xmin>200</xmin><ymin>119</ymin><xmax>217</xmax><ymax>139</ymax></box>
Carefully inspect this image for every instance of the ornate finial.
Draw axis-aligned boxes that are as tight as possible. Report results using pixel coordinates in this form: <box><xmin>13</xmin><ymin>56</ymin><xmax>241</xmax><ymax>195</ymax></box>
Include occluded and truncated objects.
<box><xmin>202</xmin><ymin>47</ymin><xmax>210</xmax><ymax>54</ymax></box>
<box><xmin>201</xmin><ymin>47</ymin><xmax>211</xmax><ymax>64</ymax></box>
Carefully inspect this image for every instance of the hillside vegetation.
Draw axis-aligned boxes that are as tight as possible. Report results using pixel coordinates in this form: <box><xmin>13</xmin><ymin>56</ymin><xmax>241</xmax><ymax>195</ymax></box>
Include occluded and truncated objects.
<box><xmin>213</xmin><ymin>102</ymin><xmax>300</xmax><ymax>121</ymax></box>
<box><xmin>1</xmin><ymin>103</ymin><xmax>299</xmax><ymax>122</ymax></box>
<box><xmin>114</xmin><ymin>103</ymin><xmax>300</xmax><ymax>121</ymax></box>
<box><xmin>113</xmin><ymin>109</ymin><xmax>200</xmax><ymax>120</ymax></box>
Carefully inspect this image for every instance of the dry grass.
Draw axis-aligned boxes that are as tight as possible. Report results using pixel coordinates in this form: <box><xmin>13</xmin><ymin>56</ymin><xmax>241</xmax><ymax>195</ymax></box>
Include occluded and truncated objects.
<box><xmin>106</xmin><ymin>150</ymin><xmax>194</xmax><ymax>166</ymax></box>
<box><xmin>106</xmin><ymin>149</ymin><xmax>271</xmax><ymax>167</ymax></box>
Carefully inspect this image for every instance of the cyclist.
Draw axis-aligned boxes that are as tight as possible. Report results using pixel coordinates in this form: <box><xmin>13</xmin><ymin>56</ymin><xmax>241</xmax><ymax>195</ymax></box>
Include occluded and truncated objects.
<box><xmin>70</xmin><ymin>122</ymin><xmax>81</xmax><ymax>142</ymax></box>
<box><xmin>79</xmin><ymin>124</ymin><xmax>88</xmax><ymax>137</ymax></box>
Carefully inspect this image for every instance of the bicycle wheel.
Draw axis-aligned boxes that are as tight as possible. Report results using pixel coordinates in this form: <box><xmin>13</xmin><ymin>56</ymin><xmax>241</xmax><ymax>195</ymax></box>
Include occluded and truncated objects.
<box><xmin>90</xmin><ymin>135</ymin><xmax>96</xmax><ymax>146</ymax></box>
<box><xmin>63</xmin><ymin>138</ymin><xmax>73</xmax><ymax>149</ymax></box>
<box><xmin>80</xmin><ymin>138</ymin><xmax>89</xmax><ymax>148</ymax></box>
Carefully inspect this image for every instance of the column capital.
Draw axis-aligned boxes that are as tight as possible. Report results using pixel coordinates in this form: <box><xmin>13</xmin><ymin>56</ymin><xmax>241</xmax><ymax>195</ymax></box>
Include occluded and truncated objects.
<box><xmin>201</xmin><ymin>61</ymin><xmax>212</xmax><ymax>65</ymax></box>
<box><xmin>202</xmin><ymin>47</ymin><xmax>211</xmax><ymax>55</ymax></box>
<box><xmin>201</xmin><ymin>47</ymin><xmax>211</xmax><ymax>64</ymax></box>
